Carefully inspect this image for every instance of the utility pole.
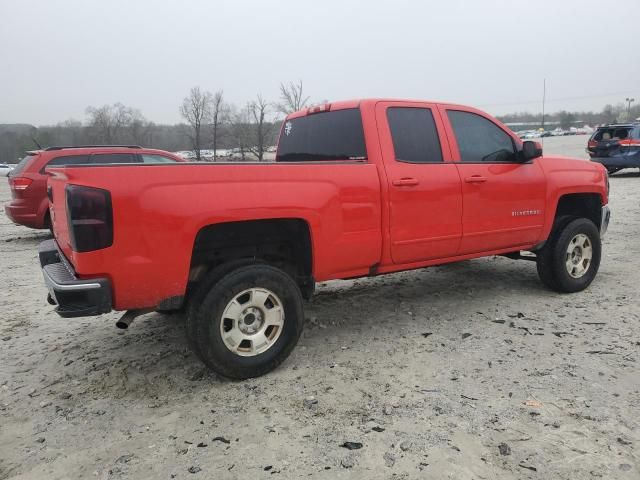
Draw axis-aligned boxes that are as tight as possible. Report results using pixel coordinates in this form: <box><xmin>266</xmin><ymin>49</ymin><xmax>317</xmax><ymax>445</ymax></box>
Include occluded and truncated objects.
<box><xmin>541</xmin><ymin>79</ymin><xmax>546</xmax><ymax>132</ymax></box>
<box><xmin>626</xmin><ymin>97</ymin><xmax>635</xmax><ymax>118</ymax></box>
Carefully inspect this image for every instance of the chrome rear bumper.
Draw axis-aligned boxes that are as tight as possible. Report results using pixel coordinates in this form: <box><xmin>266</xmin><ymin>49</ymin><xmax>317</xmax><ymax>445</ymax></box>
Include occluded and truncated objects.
<box><xmin>39</xmin><ymin>239</ymin><xmax>112</xmax><ymax>318</ymax></box>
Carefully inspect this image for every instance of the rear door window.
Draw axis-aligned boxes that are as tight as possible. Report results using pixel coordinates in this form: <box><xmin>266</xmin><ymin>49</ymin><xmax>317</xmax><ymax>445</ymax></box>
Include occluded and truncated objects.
<box><xmin>90</xmin><ymin>153</ymin><xmax>137</xmax><ymax>164</ymax></box>
<box><xmin>276</xmin><ymin>108</ymin><xmax>367</xmax><ymax>162</ymax></box>
<box><xmin>140</xmin><ymin>154</ymin><xmax>178</xmax><ymax>163</ymax></box>
<box><xmin>387</xmin><ymin>107</ymin><xmax>442</xmax><ymax>163</ymax></box>
<box><xmin>447</xmin><ymin>110</ymin><xmax>516</xmax><ymax>163</ymax></box>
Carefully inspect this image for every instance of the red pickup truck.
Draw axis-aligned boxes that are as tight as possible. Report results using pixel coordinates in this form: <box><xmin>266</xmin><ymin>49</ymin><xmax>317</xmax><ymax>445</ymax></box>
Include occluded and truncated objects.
<box><xmin>39</xmin><ymin>99</ymin><xmax>610</xmax><ymax>379</ymax></box>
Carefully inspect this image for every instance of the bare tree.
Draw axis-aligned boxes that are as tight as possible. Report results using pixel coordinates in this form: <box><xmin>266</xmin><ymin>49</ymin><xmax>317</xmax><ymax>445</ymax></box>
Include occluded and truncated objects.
<box><xmin>246</xmin><ymin>95</ymin><xmax>271</xmax><ymax>161</ymax></box>
<box><xmin>129</xmin><ymin>116</ymin><xmax>155</xmax><ymax>145</ymax></box>
<box><xmin>55</xmin><ymin>119</ymin><xmax>85</xmax><ymax>146</ymax></box>
<box><xmin>277</xmin><ymin>80</ymin><xmax>310</xmax><ymax>115</ymax></box>
<box><xmin>228</xmin><ymin>106</ymin><xmax>251</xmax><ymax>161</ymax></box>
<box><xmin>180</xmin><ymin>86</ymin><xmax>213</xmax><ymax>161</ymax></box>
<box><xmin>85</xmin><ymin>103</ymin><xmax>135</xmax><ymax>143</ymax></box>
<box><xmin>210</xmin><ymin>90</ymin><xmax>228</xmax><ymax>159</ymax></box>
<box><xmin>130</xmin><ymin>111</ymin><xmax>153</xmax><ymax>146</ymax></box>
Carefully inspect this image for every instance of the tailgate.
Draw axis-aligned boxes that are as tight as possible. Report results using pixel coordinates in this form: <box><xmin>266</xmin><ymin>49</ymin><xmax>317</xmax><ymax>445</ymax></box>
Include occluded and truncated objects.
<box><xmin>47</xmin><ymin>171</ymin><xmax>75</xmax><ymax>262</ymax></box>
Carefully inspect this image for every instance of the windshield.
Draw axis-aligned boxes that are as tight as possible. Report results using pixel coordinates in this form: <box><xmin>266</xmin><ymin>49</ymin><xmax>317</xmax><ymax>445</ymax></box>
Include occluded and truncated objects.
<box><xmin>276</xmin><ymin>108</ymin><xmax>367</xmax><ymax>162</ymax></box>
<box><xmin>9</xmin><ymin>154</ymin><xmax>37</xmax><ymax>176</ymax></box>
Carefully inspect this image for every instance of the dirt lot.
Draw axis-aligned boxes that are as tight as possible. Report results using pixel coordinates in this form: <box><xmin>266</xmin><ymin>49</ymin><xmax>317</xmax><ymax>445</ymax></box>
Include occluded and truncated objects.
<box><xmin>1</xmin><ymin>136</ymin><xmax>638</xmax><ymax>479</ymax></box>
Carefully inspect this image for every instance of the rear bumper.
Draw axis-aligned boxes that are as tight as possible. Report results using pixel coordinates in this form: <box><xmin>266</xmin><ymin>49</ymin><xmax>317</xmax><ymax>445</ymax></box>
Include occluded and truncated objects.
<box><xmin>601</xmin><ymin>205</ymin><xmax>611</xmax><ymax>238</ymax></box>
<box><xmin>39</xmin><ymin>239</ymin><xmax>112</xmax><ymax>318</ymax></box>
<box><xmin>4</xmin><ymin>202</ymin><xmax>46</xmax><ymax>229</ymax></box>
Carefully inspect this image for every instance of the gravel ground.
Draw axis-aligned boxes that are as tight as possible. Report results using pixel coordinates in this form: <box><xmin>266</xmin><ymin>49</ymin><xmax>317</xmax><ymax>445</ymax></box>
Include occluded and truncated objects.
<box><xmin>1</xmin><ymin>136</ymin><xmax>638</xmax><ymax>479</ymax></box>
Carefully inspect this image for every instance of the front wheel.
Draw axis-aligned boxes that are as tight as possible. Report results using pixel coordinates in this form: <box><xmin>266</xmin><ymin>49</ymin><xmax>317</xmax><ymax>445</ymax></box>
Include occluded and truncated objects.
<box><xmin>189</xmin><ymin>264</ymin><xmax>304</xmax><ymax>379</ymax></box>
<box><xmin>536</xmin><ymin>218</ymin><xmax>601</xmax><ymax>293</ymax></box>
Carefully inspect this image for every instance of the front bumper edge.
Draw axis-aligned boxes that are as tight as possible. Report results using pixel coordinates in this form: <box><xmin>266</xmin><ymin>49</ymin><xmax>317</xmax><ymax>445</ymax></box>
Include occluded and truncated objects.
<box><xmin>600</xmin><ymin>205</ymin><xmax>611</xmax><ymax>238</ymax></box>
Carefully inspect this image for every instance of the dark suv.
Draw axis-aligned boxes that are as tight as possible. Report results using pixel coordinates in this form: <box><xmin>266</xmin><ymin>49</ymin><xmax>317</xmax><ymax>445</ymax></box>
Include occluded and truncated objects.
<box><xmin>5</xmin><ymin>146</ymin><xmax>185</xmax><ymax>229</ymax></box>
<box><xmin>588</xmin><ymin>123</ymin><xmax>640</xmax><ymax>174</ymax></box>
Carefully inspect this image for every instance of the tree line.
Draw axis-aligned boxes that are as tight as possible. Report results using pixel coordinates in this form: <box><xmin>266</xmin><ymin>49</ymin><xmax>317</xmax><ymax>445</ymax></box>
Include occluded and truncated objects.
<box><xmin>497</xmin><ymin>102</ymin><xmax>640</xmax><ymax>129</ymax></box>
<box><xmin>1</xmin><ymin>88</ymin><xmax>638</xmax><ymax>163</ymax></box>
<box><xmin>0</xmin><ymin>81</ymin><xmax>310</xmax><ymax>163</ymax></box>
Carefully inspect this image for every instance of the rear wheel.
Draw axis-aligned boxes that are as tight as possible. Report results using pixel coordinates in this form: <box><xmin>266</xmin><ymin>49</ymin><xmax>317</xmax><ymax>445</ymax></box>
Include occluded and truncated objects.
<box><xmin>186</xmin><ymin>260</ymin><xmax>263</xmax><ymax>363</ymax></box>
<box><xmin>188</xmin><ymin>264</ymin><xmax>304</xmax><ymax>379</ymax></box>
<box><xmin>536</xmin><ymin>218</ymin><xmax>601</xmax><ymax>293</ymax></box>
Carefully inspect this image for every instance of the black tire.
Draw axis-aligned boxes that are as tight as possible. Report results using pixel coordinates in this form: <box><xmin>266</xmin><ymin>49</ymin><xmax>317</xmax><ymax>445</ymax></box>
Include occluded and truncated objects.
<box><xmin>186</xmin><ymin>259</ymin><xmax>264</xmax><ymax>363</ymax></box>
<box><xmin>44</xmin><ymin>212</ymin><xmax>54</xmax><ymax>236</ymax></box>
<box><xmin>535</xmin><ymin>215</ymin><xmax>575</xmax><ymax>291</ymax></box>
<box><xmin>189</xmin><ymin>264</ymin><xmax>304</xmax><ymax>379</ymax></box>
<box><xmin>536</xmin><ymin>218</ymin><xmax>601</xmax><ymax>293</ymax></box>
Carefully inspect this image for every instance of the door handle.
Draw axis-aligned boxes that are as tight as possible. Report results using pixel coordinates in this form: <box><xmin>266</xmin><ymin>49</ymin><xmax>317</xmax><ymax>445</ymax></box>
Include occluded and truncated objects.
<box><xmin>392</xmin><ymin>177</ymin><xmax>419</xmax><ymax>186</ymax></box>
<box><xmin>464</xmin><ymin>175</ymin><xmax>487</xmax><ymax>183</ymax></box>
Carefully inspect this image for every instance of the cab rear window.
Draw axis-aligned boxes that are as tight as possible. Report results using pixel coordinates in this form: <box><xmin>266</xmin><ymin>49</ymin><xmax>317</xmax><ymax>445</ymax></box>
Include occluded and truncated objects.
<box><xmin>276</xmin><ymin>108</ymin><xmax>367</xmax><ymax>162</ymax></box>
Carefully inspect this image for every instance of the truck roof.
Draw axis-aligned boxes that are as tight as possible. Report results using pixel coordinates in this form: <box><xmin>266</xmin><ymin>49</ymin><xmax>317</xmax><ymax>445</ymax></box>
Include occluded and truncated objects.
<box><xmin>286</xmin><ymin>98</ymin><xmax>469</xmax><ymax>119</ymax></box>
<box><xmin>44</xmin><ymin>145</ymin><xmax>142</xmax><ymax>151</ymax></box>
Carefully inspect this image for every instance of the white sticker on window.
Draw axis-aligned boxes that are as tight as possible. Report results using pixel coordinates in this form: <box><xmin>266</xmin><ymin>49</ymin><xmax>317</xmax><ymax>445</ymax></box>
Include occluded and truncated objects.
<box><xmin>284</xmin><ymin>121</ymin><xmax>292</xmax><ymax>136</ymax></box>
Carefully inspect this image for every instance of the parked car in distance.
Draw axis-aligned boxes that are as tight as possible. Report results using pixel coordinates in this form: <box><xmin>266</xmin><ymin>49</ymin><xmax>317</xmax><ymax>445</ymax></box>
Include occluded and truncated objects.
<box><xmin>40</xmin><ymin>99</ymin><xmax>610</xmax><ymax>379</ymax></box>
<box><xmin>5</xmin><ymin>146</ymin><xmax>186</xmax><ymax>230</ymax></box>
<box><xmin>588</xmin><ymin>123</ymin><xmax>640</xmax><ymax>174</ymax></box>
<box><xmin>517</xmin><ymin>130</ymin><xmax>535</xmax><ymax>139</ymax></box>
<box><xmin>0</xmin><ymin>163</ymin><xmax>14</xmax><ymax>177</ymax></box>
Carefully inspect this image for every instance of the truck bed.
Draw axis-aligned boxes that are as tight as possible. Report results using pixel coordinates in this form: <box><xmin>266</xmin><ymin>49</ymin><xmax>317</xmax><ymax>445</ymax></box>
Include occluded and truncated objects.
<box><xmin>47</xmin><ymin>162</ymin><xmax>382</xmax><ymax>309</ymax></box>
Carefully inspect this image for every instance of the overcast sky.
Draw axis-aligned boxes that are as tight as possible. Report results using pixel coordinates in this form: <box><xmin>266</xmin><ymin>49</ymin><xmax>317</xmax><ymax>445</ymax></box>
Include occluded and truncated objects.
<box><xmin>1</xmin><ymin>0</ymin><xmax>639</xmax><ymax>125</ymax></box>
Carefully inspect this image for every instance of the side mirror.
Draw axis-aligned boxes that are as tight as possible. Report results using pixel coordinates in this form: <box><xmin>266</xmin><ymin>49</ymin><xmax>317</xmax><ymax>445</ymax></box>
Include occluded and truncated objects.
<box><xmin>521</xmin><ymin>140</ymin><xmax>543</xmax><ymax>161</ymax></box>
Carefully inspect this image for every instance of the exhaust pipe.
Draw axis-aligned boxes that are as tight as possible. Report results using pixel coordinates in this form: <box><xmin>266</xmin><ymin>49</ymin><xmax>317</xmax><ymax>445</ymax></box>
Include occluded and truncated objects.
<box><xmin>116</xmin><ymin>308</ymin><xmax>153</xmax><ymax>329</ymax></box>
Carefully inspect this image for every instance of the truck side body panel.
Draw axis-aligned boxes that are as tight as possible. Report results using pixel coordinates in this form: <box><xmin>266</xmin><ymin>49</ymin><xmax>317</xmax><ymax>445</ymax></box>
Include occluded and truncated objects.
<box><xmin>49</xmin><ymin>162</ymin><xmax>382</xmax><ymax>309</ymax></box>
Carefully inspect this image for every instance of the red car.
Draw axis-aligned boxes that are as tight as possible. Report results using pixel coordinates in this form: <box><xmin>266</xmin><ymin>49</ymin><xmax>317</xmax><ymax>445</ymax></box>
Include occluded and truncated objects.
<box><xmin>5</xmin><ymin>146</ymin><xmax>185</xmax><ymax>229</ymax></box>
<box><xmin>40</xmin><ymin>99</ymin><xmax>610</xmax><ymax>379</ymax></box>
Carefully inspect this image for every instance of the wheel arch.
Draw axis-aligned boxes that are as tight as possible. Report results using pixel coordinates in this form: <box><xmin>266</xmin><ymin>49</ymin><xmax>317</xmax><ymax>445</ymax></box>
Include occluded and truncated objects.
<box><xmin>188</xmin><ymin>218</ymin><xmax>314</xmax><ymax>298</ymax></box>
<box><xmin>542</xmin><ymin>192</ymin><xmax>603</xmax><ymax>243</ymax></box>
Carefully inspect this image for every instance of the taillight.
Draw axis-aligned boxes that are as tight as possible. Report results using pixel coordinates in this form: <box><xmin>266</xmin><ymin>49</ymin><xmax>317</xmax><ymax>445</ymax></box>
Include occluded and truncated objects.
<box><xmin>9</xmin><ymin>177</ymin><xmax>33</xmax><ymax>190</ymax></box>
<box><xmin>66</xmin><ymin>185</ymin><xmax>113</xmax><ymax>252</ymax></box>
<box><xmin>587</xmin><ymin>140</ymin><xmax>597</xmax><ymax>148</ymax></box>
